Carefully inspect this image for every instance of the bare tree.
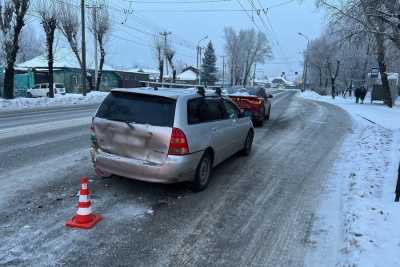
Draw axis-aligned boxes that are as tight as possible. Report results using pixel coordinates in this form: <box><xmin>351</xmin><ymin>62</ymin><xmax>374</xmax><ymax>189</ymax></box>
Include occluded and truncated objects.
<box><xmin>154</xmin><ymin>37</ymin><xmax>164</xmax><ymax>82</ymax></box>
<box><xmin>165</xmin><ymin>47</ymin><xmax>176</xmax><ymax>83</ymax></box>
<box><xmin>316</xmin><ymin>0</ymin><xmax>394</xmax><ymax>107</ymax></box>
<box><xmin>89</xmin><ymin>1</ymin><xmax>110</xmax><ymax>91</ymax></box>
<box><xmin>0</xmin><ymin>0</ymin><xmax>29</xmax><ymax>99</ymax></box>
<box><xmin>37</xmin><ymin>0</ymin><xmax>58</xmax><ymax>98</ymax></box>
<box><xmin>58</xmin><ymin>1</ymin><xmax>93</xmax><ymax>92</ymax></box>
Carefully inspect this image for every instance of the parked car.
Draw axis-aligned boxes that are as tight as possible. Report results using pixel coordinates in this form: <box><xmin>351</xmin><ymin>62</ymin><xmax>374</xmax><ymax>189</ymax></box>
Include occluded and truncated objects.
<box><xmin>26</xmin><ymin>83</ymin><xmax>66</xmax><ymax>97</ymax></box>
<box><xmin>227</xmin><ymin>87</ymin><xmax>273</xmax><ymax>126</ymax></box>
<box><xmin>90</xmin><ymin>87</ymin><xmax>254</xmax><ymax>191</ymax></box>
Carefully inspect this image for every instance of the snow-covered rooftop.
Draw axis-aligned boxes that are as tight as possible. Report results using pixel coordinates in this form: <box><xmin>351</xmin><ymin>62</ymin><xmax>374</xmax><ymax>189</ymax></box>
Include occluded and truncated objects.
<box><xmin>17</xmin><ymin>48</ymin><xmax>114</xmax><ymax>71</ymax></box>
<box><xmin>177</xmin><ymin>69</ymin><xmax>197</xmax><ymax>81</ymax></box>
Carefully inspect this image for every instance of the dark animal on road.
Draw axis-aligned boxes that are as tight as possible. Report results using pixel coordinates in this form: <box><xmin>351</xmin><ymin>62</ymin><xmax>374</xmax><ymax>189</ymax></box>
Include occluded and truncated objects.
<box><xmin>355</xmin><ymin>87</ymin><xmax>367</xmax><ymax>104</ymax></box>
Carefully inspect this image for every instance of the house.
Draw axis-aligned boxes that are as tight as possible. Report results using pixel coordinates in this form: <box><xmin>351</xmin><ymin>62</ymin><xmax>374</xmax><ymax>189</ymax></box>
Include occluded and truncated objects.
<box><xmin>16</xmin><ymin>48</ymin><xmax>149</xmax><ymax>94</ymax></box>
<box><xmin>177</xmin><ymin>66</ymin><xmax>199</xmax><ymax>85</ymax></box>
<box><xmin>126</xmin><ymin>68</ymin><xmax>160</xmax><ymax>82</ymax></box>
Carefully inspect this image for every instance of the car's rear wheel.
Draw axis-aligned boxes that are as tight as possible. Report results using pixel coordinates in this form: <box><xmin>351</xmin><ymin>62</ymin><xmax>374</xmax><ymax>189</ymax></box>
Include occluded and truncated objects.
<box><xmin>242</xmin><ymin>130</ymin><xmax>254</xmax><ymax>156</ymax></box>
<box><xmin>192</xmin><ymin>152</ymin><xmax>212</xmax><ymax>191</ymax></box>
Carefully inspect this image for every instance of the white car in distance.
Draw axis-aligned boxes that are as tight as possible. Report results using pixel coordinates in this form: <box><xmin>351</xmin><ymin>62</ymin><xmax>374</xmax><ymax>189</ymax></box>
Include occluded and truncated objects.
<box><xmin>26</xmin><ymin>83</ymin><xmax>66</xmax><ymax>97</ymax></box>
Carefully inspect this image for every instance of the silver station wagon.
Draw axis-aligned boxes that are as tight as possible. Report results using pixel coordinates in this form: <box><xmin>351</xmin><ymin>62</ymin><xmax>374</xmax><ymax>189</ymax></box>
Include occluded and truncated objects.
<box><xmin>90</xmin><ymin>87</ymin><xmax>254</xmax><ymax>191</ymax></box>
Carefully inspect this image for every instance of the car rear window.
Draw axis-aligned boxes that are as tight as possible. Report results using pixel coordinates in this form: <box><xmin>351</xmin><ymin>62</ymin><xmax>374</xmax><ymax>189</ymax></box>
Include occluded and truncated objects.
<box><xmin>96</xmin><ymin>92</ymin><xmax>176</xmax><ymax>127</ymax></box>
<box><xmin>55</xmin><ymin>84</ymin><xmax>64</xmax><ymax>88</ymax></box>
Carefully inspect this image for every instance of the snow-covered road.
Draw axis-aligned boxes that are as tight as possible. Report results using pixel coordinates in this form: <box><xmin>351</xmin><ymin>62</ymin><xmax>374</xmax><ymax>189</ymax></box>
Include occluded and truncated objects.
<box><xmin>0</xmin><ymin>91</ymin><xmax>361</xmax><ymax>266</ymax></box>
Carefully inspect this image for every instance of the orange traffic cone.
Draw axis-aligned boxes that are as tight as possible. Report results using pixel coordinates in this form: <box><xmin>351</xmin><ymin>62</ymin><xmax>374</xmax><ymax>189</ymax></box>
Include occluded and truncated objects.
<box><xmin>66</xmin><ymin>177</ymin><xmax>102</xmax><ymax>229</ymax></box>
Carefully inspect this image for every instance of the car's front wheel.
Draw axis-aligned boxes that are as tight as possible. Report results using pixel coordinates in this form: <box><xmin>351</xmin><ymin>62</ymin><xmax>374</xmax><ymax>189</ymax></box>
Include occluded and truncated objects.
<box><xmin>27</xmin><ymin>92</ymin><xmax>33</xmax><ymax>98</ymax></box>
<box><xmin>192</xmin><ymin>152</ymin><xmax>212</xmax><ymax>191</ymax></box>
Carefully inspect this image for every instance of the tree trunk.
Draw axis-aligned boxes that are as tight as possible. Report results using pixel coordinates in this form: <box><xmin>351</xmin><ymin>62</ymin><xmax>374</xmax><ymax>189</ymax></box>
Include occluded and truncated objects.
<box><xmin>376</xmin><ymin>23</ymin><xmax>393</xmax><ymax>107</ymax></box>
<box><xmin>331</xmin><ymin>77</ymin><xmax>336</xmax><ymax>99</ymax></box>
<box><xmin>96</xmin><ymin>44</ymin><xmax>105</xmax><ymax>91</ymax></box>
<box><xmin>2</xmin><ymin>3</ymin><xmax>27</xmax><ymax>99</ymax></box>
<box><xmin>47</xmin><ymin>30</ymin><xmax>55</xmax><ymax>98</ymax></box>
<box><xmin>3</xmin><ymin>65</ymin><xmax>15</xmax><ymax>99</ymax></box>
<box><xmin>159</xmin><ymin>59</ymin><xmax>164</xmax><ymax>83</ymax></box>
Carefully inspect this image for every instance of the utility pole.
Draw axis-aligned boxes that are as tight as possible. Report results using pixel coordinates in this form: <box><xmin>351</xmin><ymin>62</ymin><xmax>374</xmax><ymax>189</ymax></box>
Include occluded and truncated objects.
<box><xmin>159</xmin><ymin>31</ymin><xmax>172</xmax><ymax>77</ymax></box>
<box><xmin>221</xmin><ymin>55</ymin><xmax>225</xmax><ymax>88</ymax></box>
<box><xmin>92</xmin><ymin>7</ymin><xmax>98</xmax><ymax>89</ymax></box>
<box><xmin>81</xmin><ymin>0</ymin><xmax>87</xmax><ymax>96</ymax></box>
<box><xmin>196</xmin><ymin>36</ymin><xmax>208</xmax><ymax>86</ymax></box>
<box><xmin>198</xmin><ymin>46</ymin><xmax>204</xmax><ymax>86</ymax></box>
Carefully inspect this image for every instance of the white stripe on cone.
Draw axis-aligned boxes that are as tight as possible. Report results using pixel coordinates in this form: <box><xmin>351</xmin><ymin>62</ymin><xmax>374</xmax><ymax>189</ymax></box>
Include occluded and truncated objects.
<box><xmin>82</xmin><ymin>183</ymin><xmax>88</xmax><ymax>190</ymax></box>
<box><xmin>79</xmin><ymin>195</ymin><xmax>89</xmax><ymax>202</ymax></box>
<box><xmin>77</xmin><ymin>207</ymin><xmax>92</xmax><ymax>216</ymax></box>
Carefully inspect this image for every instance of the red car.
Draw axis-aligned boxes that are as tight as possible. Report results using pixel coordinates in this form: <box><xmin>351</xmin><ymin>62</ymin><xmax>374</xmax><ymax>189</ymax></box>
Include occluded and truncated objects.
<box><xmin>227</xmin><ymin>87</ymin><xmax>273</xmax><ymax>126</ymax></box>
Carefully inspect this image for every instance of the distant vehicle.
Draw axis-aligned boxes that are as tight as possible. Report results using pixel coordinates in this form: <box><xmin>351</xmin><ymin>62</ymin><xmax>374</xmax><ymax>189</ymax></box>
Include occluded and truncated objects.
<box><xmin>271</xmin><ymin>77</ymin><xmax>295</xmax><ymax>89</ymax></box>
<box><xmin>227</xmin><ymin>86</ymin><xmax>273</xmax><ymax>126</ymax></box>
<box><xmin>91</xmin><ymin>87</ymin><xmax>254</xmax><ymax>191</ymax></box>
<box><xmin>26</xmin><ymin>83</ymin><xmax>66</xmax><ymax>97</ymax></box>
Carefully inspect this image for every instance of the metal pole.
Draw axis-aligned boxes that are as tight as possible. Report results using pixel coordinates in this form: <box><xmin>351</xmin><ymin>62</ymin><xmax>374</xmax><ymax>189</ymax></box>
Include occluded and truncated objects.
<box><xmin>198</xmin><ymin>47</ymin><xmax>202</xmax><ymax>86</ymax></box>
<box><xmin>93</xmin><ymin>7</ymin><xmax>98</xmax><ymax>90</ymax></box>
<box><xmin>221</xmin><ymin>55</ymin><xmax>225</xmax><ymax>88</ymax></box>
<box><xmin>81</xmin><ymin>0</ymin><xmax>87</xmax><ymax>96</ymax></box>
<box><xmin>304</xmin><ymin>40</ymin><xmax>310</xmax><ymax>91</ymax></box>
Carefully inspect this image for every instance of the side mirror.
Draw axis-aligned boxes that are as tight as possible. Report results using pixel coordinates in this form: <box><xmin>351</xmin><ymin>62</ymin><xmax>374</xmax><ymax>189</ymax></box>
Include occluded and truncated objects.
<box><xmin>267</xmin><ymin>94</ymin><xmax>274</xmax><ymax>99</ymax></box>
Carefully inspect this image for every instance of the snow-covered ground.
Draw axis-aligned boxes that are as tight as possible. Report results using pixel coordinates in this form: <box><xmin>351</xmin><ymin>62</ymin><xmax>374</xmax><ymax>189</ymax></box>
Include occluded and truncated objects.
<box><xmin>301</xmin><ymin>91</ymin><xmax>400</xmax><ymax>266</ymax></box>
<box><xmin>0</xmin><ymin>91</ymin><xmax>108</xmax><ymax>111</ymax></box>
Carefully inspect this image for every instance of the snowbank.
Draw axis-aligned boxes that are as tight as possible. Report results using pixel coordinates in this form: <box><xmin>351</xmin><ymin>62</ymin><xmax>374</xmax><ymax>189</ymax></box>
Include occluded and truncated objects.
<box><xmin>301</xmin><ymin>91</ymin><xmax>400</xmax><ymax>266</ymax></box>
<box><xmin>0</xmin><ymin>92</ymin><xmax>109</xmax><ymax>112</ymax></box>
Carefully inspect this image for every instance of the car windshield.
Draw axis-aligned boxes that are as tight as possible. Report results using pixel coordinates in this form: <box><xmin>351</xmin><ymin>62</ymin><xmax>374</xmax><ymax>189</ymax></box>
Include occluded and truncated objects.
<box><xmin>55</xmin><ymin>84</ymin><xmax>64</xmax><ymax>88</ymax></box>
<box><xmin>96</xmin><ymin>91</ymin><xmax>176</xmax><ymax>127</ymax></box>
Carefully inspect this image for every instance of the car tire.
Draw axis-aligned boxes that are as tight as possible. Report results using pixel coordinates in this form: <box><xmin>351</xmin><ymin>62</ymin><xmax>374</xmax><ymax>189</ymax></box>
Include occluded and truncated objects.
<box><xmin>191</xmin><ymin>151</ymin><xmax>213</xmax><ymax>192</ymax></box>
<box><xmin>27</xmin><ymin>92</ymin><xmax>33</xmax><ymax>98</ymax></box>
<box><xmin>242</xmin><ymin>130</ymin><xmax>254</xmax><ymax>156</ymax></box>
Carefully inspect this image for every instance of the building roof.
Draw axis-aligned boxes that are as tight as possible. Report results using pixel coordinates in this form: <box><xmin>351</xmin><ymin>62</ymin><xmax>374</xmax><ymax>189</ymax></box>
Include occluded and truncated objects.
<box><xmin>177</xmin><ymin>69</ymin><xmax>197</xmax><ymax>81</ymax></box>
<box><xmin>17</xmin><ymin>47</ymin><xmax>114</xmax><ymax>71</ymax></box>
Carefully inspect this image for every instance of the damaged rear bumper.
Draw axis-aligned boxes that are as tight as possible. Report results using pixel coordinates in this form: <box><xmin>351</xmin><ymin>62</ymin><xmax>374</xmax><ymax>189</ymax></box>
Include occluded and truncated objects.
<box><xmin>91</xmin><ymin>147</ymin><xmax>203</xmax><ymax>184</ymax></box>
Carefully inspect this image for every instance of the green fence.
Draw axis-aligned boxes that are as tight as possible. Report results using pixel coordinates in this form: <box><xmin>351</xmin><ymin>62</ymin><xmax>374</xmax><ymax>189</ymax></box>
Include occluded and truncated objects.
<box><xmin>15</xmin><ymin>71</ymin><xmax>35</xmax><ymax>97</ymax></box>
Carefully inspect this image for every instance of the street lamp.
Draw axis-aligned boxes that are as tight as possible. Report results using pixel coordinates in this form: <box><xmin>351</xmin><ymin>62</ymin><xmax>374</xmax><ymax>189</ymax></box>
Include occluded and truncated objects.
<box><xmin>197</xmin><ymin>35</ymin><xmax>208</xmax><ymax>85</ymax></box>
<box><xmin>298</xmin><ymin>32</ymin><xmax>310</xmax><ymax>91</ymax></box>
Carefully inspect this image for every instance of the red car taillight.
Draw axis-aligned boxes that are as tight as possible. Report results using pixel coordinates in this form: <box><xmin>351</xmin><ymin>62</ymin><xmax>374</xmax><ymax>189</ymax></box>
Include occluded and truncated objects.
<box><xmin>168</xmin><ymin>128</ymin><xmax>189</xmax><ymax>155</ymax></box>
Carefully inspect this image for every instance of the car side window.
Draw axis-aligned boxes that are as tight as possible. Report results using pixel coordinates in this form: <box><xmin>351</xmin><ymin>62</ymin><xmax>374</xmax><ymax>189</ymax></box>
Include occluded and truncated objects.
<box><xmin>188</xmin><ymin>98</ymin><xmax>224</xmax><ymax>124</ymax></box>
<box><xmin>33</xmin><ymin>85</ymin><xmax>40</xmax><ymax>89</ymax></box>
<box><xmin>223</xmin><ymin>100</ymin><xmax>240</xmax><ymax>120</ymax></box>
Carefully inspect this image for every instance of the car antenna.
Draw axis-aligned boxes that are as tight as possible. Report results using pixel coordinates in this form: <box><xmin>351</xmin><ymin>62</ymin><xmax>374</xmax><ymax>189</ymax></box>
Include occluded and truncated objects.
<box><xmin>197</xmin><ymin>86</ymin><xmax>205</xmax><ymax>96</ymax></box>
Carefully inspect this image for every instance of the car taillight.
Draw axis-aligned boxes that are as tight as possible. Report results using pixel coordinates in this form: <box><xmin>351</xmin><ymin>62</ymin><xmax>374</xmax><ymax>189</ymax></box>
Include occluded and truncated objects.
<box><xmin>168</xmin><ymin>128</ymin><xmax>189</xmax><ymax>155</ymax></box>
<box><xmin>247</xmin><ymin>98</ymin><xmax>263</xmax><ymax>105</ymax></box>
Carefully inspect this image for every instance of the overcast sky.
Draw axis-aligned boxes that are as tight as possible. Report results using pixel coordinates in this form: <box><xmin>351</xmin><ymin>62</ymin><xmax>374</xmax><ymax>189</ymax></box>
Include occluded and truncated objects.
<box><xmin>36</xmin><ymin>0</ymin><xmax>325</xmax><ymax>78</ymax></box>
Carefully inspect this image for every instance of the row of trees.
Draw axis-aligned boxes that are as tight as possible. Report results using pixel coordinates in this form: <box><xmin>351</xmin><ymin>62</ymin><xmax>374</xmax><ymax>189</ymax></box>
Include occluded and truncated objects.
<box><xmin>307</xmin><ymin>0</ymin><xmax>400</xmax><ymax>107</ymax></box>
<box><xmin>0</xmin><ymin>0</ymin><xmax>111</xmax><ymax>99</ymax></box>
